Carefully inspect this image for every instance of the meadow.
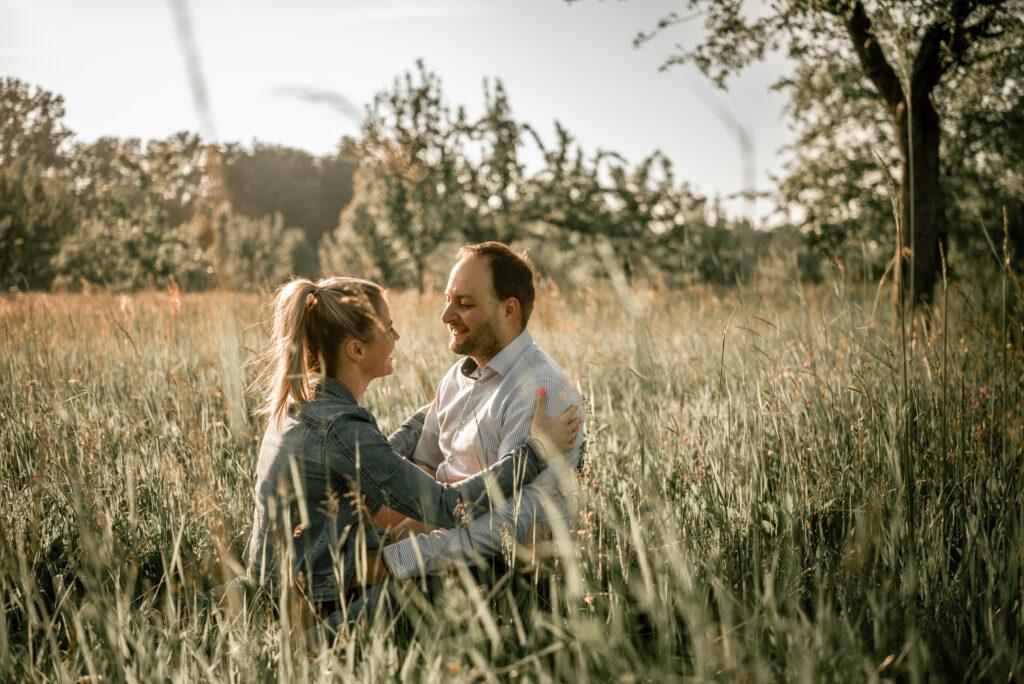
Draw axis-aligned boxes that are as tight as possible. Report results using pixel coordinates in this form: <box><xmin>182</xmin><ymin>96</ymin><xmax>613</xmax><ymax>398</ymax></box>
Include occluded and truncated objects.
<box><xmin>1</xmin><ymin>275</ymin><xmax>1021</xmax><ymax>682</ymax></box>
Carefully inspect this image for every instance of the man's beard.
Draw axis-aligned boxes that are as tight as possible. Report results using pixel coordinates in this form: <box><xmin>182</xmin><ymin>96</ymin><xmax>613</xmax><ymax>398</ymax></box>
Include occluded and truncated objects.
<box><xmin>450</xmin><ymin>316</ymin><xmax>504</xmax><ymax>362</ymax></box>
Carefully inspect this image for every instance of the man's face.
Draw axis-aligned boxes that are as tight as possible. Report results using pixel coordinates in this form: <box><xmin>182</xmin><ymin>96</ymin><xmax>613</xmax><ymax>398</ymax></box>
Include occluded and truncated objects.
<box><xmin>442</xmin><ymin>256</ymin><xmax>506</xmax><ymax>364</ymax></box>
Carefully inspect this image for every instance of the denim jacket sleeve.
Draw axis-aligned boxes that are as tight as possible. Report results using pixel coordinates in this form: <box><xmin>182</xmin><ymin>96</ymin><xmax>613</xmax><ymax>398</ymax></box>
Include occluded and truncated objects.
<box><xmin>387</xmin><ymin>410</ymin><xmax>426</xmax><ymax>459</ymax></box>
<box><xmin>327</xmin><ymin>408</ymin><xmax>547</xmax><ymax>527</ymax></box>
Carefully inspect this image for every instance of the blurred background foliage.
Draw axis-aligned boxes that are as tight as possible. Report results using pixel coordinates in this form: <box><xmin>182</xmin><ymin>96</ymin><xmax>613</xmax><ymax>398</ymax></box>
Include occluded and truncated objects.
<box><xmin>1</xmin><ymin>15</ymin><xmax>1021</xmax><ymax>295</ymax></box>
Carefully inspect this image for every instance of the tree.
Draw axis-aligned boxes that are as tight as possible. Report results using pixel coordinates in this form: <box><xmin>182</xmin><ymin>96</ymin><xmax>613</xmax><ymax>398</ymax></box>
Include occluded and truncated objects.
<box><xmin>937</xmin><ymin>24</ymin><xmax>1024</xmax><ymax>267</ymax></box>
<box><xmin>68</xmin><ymin>132</ymin><xmax>207</xmax><ymax>228</ymax></box>
<box><xmin>357</xmin><ymin>61</ymin><xmax>471</xmax><ymax>292</ymax></box>
<box><xmin>0</xmin><ymin>77</ymin><xmax>72</xmax><ymax>170</ymax></box>
<box><xmin>319</xmin><ymin>165</ymin><xmax>417</xmax><ymax>286</ymax></box>
<box><xmin>463</xmin><ymin>79</ymin><xmax>527</xmax><ymax>245</ymax></box>
<box><xmin>0</xmin><ymin>164</ymin><xmax>78</xmax><ymax>289</ymax></box>
<box><xmin>0</xmin><ymin>78</ymin><xmax>77</xmax><ymax>288</ymax></box>
<box><xmin>51</xmin><ymin>206</ymin><xmax>210</xmax><ymax>291</ymax></box>
<box><xmin>519</xmin><ymin>122</ymin><xmax>716</xmax><ymax>283</ymax></box>
<box><xmin>636</xmin><ymin>0</ymin><xmax>1022</xmax><ymax>304</ymax></box>
<box><xmin>222</xmin><ymin>140</ymin><xmax>358</xmax><ymax>251</ymax></box>
<box><xmin>773</xmin><ymin>44</ymin><xmax>896</xmax><ymax>281</ymax></box>
<box><xmin>212</xmin><ymin>211</ymin><xmax>313</xmax><ymax>291</ymax></box>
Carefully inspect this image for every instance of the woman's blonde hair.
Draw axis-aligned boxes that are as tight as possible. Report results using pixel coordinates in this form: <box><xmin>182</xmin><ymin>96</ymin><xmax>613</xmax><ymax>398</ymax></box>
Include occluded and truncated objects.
<box><xmin>261</xmin><ymin>276</ymin><xmax>385</xmax><ymax>421</ymax></box>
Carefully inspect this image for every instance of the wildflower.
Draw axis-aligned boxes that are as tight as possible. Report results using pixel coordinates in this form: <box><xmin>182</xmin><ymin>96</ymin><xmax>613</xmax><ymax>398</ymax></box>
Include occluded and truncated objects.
<box><xmin>979</xmin><ymin>387</ymin><xmax>988</xmax><ymax>395</ymax></box>
<box><xmin>682</xmin><ymin>436</ymin><xmax>691</xmax><ymax>445</ymax></box>
<box><xmin>448</xmin><ymin>662</ymin><xmax>461</xmax><ymax>674</ymax></box>
<box><xmin>26</xmin><ymin>380</ymin><xmax>34</xmax><ymax>388</ymax></box>
<box><xmin>977</xmin><ymin>428</ymin><xmax>991</xmax><ymax>438</ymax></box>
<box><xmin>801</xmin><ymin>360</ymin><xmax>809</xmax><ymax>368</ymax></box>
<box><xmin>804</xmin><ymin>398</ymin><xmax>811</xmax><ymax>405</ymax></box>
<box><xmin>971</xmin><ymin>399</ymin><xmax>980</xmax><ymax>408</ymax></box>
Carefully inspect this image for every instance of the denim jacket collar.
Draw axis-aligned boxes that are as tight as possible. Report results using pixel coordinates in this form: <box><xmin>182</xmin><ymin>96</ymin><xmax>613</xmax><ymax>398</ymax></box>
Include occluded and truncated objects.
<box><xmin>315</xmin><ymin>376</ymin><xmax>358</xmax><ymax>405</ymax></box>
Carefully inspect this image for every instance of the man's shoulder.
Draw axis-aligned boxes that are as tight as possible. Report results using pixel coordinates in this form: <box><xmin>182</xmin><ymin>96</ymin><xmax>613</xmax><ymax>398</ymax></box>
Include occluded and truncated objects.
<box><xmin>504</xmin><ymin>341</ymin><xmax>579</xmax><ymax>399</ymax></box>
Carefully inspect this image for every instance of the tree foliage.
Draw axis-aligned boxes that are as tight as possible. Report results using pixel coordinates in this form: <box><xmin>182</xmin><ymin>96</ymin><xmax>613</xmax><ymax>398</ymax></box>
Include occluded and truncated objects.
<box><xmin>0</xmin><ymin>77</ymin><xmax>72</xmax><ymax>170</ymax></box>
<box><xmin>638</xmin><ymin>0</ymin><xmax>1024</xmax><ymax>301</ymax></box>
<box><xmin>0</xmin><ymin>164</ymin><xmax>78</xmax><ymax>289</ymax></box>
<box><xmin>6</xmin><ymin>68</ymin><xmax>788</xmax><ymax>292</ymax></box>
<box><xmin>222</xmin><ymin>140</ymin><xmax>358</xmax><ymax>251</ymax></box>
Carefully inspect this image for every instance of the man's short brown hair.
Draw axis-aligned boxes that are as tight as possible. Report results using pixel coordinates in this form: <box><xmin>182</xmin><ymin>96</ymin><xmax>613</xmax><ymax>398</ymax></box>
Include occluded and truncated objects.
<box><xmin>457</xmin><ymin>242</ymin><xmax>536</xmax><ymax>327</ymax></box>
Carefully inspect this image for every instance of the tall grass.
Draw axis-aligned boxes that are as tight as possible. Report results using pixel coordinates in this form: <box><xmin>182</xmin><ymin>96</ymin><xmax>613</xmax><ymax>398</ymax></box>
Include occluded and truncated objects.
<box><xmin>1</xmin><ymin>279</ymin><xmax>1021</xmax><ymax>681</ymax></box>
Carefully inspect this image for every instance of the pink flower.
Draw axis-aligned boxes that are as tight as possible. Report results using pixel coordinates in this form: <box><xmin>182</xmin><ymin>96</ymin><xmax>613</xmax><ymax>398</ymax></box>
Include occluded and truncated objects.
<box><xmin>801</xmin><ymin>361</ymin><xmax>809</xmax><ymax>368</ymax></box>
<box><xmin>971</xmin><ymin>399</ymin><xmax>980</xmax><ymax>408</ymax></box>
<box><xmin>979</xmin><ymin>387</ymin><xmax>988</xmax><ymax>395</ymax></box>
<box><xmin>804</xmin><ymin>398</ymin><xmax>811</xmax><ymax>405</ymax></box>
<box><xmin>682</xmin><ymin>436</ymin><xmax>691</xmax><ymax>445</ymax></box>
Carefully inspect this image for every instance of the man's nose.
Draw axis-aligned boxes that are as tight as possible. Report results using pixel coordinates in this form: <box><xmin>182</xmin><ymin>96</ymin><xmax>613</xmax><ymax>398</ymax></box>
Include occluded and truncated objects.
<box><xmin>441</xmin><ymin>302</ymin><xmax>455</xmax><ymax>324</ymax></box>
<box><xmin>392</xmin><ymin>327</ymin><xmax>400</xmax><ymax>341</ymax></box>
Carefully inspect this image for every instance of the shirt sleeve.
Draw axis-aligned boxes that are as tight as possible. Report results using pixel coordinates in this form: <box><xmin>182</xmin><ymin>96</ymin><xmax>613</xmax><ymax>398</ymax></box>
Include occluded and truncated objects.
<box><xmin>381</xmin><ymin>375</ymin><xmax>584</xmax><ymax>578</ymax></box>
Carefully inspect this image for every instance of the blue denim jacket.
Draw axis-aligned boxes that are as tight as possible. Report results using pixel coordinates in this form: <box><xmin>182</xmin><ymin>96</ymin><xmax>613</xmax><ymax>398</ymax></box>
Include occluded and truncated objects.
<box><xmin>244</xmin><ymin>377</ymin><xmax>545</xmax><ymax>602</ymax></box>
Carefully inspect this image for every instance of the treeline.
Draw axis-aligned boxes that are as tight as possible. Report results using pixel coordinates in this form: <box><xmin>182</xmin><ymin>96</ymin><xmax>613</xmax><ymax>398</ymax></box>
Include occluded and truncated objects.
<box><xmin>3</xmin><ymin>47</ymin><xmax>1021</xmax><ymax>293</ymax></box>
<box><xmin>1</xmin><ymin>75</ymin><xmax>360</xmax><ymax>291</ymax></box>
<box><xmin>0</xmin><ymin>69</ymin><xmax>795</xmax><ymax>293</ymax></box>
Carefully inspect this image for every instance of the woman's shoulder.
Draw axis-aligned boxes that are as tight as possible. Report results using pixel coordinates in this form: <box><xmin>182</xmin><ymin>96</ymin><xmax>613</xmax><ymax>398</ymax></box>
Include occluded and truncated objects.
<box><xmin>323</xmin><ymin>402</ymin><xmax>380</xmax><ymax>443</ymax></box>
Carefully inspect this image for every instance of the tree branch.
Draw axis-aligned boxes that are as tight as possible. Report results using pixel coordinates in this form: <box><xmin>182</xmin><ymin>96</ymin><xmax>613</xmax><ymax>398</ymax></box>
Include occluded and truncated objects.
<box><xmin>913</xmin><ymin>0</ymin><xmax>998</xmax><ymax>100</ymax></box>
<box><xmin>633</xmin><ymin>11</ymin><xmax>705</xmax><ymax>49</ymax></box>
<box><xmin>840</xmin><ymin>1</ymin><xmax>905</xmax><ymax>114</ymax></box>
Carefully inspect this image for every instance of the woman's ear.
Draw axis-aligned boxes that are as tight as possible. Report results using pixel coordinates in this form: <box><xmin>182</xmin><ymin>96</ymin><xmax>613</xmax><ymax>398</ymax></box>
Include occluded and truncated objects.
<box><xmin>344</xmin><ymin>338</ymin><xmax>363</xmax><ymax>363</ymax></box>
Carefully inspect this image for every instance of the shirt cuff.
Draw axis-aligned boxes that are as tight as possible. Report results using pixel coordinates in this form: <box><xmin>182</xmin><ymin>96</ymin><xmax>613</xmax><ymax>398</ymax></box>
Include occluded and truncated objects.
<box><xmin>381</xmin><ymin>537</ymin><xmax>421</xmax><ymax>580</ymax></box>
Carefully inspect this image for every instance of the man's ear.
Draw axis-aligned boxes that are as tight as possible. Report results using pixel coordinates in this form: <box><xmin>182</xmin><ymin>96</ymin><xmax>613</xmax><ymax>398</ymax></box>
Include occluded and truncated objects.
<box><xmin>502</xmin><ymin>297</ymin><xmax>521</xmax><ymax>323</ymax></box>
<box><xmin>344</xmin><ymin>338</ymin><xmax>363</xmax><ymax>363</ymax></box>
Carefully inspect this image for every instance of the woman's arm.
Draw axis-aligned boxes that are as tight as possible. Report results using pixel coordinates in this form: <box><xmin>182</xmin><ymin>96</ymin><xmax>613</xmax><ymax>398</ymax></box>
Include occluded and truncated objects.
<box><xmin>330</xmin><ymin>423</ymin><xmax>543</xmax><ymax>528</ymax></box>
<box><xmin>386</xmin><ymin>406</ymin><xmax>430</xmax><ymax>460</ymax></box>
<box><xmin>329</xmin><ymin>390</ymin><xmax>577</xmax><ymax>529</ymax></box>
<box><xmin>375</xmin><ymin>406</ymin><xmax>434</xmax><ymax>528</ymax></box>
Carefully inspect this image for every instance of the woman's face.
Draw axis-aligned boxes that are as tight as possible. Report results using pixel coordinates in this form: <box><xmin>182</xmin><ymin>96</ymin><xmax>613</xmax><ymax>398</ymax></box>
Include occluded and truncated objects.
<box><xmin>362</xmin><ymin>298</ymin><xmax>400</xmax><ymax>379</ymax></box>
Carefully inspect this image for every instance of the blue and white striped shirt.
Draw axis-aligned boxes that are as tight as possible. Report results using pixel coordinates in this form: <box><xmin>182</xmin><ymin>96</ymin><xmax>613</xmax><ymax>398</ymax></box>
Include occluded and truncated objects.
<box><xmin>381</xmin><ymin>328</ymin><xmax>584</xmax><ymax>578</ymax></box>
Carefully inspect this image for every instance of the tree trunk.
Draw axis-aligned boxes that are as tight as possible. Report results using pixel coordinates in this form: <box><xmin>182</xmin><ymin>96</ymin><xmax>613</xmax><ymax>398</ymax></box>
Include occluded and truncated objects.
<box><xmin>415</xmin><ymin>258</ymin><xmax>426</xmax><ymax>295</ymax></box>
<box><xmin>894</xmin><ymin>94</ymin><xmax>944</xmax><ymax>307</ymax></box>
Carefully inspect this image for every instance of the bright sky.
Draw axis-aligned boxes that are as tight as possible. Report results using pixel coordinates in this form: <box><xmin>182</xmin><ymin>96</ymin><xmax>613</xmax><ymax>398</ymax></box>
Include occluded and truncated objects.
<box><xmin>1</xmin><ymin>0</ymin><xmax>791</xmax><ymax>223</ymax></box>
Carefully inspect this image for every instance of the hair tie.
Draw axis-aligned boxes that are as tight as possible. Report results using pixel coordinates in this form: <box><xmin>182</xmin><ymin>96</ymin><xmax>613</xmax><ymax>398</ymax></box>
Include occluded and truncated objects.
<box><xmin>305</xmin><ymin>284</ymin><xmax>320</xmax><ymax>313</ymax></box>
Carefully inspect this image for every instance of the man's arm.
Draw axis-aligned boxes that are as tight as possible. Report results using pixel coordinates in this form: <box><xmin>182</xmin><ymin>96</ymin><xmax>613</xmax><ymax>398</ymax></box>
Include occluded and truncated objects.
<box><xmin>381</xmin><ymin>376</ymin><xmax>583</xmax><ymax>578</ymax></box>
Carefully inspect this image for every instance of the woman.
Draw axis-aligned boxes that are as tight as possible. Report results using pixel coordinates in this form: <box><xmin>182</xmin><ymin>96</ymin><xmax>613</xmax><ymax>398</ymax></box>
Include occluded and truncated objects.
<box><xmin>244</xmin><ymin>276</ymin><xmax>578</xmax><ymax>610</ymax></box>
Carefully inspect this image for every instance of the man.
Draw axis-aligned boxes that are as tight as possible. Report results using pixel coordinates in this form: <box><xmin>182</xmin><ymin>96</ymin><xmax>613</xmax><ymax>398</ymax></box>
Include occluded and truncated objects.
<box><xmin>380</xmin><ymin>242</ymin><xmax>585</xmax><ymax>580</ymax></box>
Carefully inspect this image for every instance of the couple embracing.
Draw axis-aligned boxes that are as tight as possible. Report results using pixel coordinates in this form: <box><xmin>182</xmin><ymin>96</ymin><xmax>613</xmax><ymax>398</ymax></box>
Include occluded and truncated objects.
<box><xmin>244</xmin><ymin>241</ymin><xmax>585</xmax><ymax>638</ymax></box>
